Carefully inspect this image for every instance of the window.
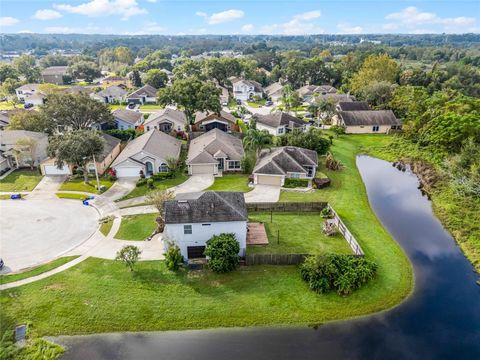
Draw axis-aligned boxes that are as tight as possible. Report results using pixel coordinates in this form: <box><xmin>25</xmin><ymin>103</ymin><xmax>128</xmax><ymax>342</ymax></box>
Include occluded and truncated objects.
<box><xmin>159</xmin><ymin>163</ymin><xmax>169</xmax><ymax>172</ymax></box>
<box><xmin>291</xmin><ymin>173</ymin><xmax>300</xmax><ymax>179</ymax></box>
<box><xmin>228</xmin><ymin>161</ymin><xmax>241</xmax><ymax>170</ymax></box>
<box><xmin>184</xmin><ymin>225</ymin><xmax>192</xmax><ymax>234</ymax></box>
<box><xmin>372</xmin><ymin>126</ymin><xmax>379</xmax><ymax>132</ymax></box>
<box><xmin>146</xmin><ymin>126</ymin><xmax>150</xmax><ymax>131</ymax></box>
<box><xmin>202</xmin><ymin>224</ymin><xmax>211</xmax><ymax>226</ymax></box>
<box><xmin>278</xmin><ymin>127</ymin><xmax>284</xmax><ymax>134</ymax></box>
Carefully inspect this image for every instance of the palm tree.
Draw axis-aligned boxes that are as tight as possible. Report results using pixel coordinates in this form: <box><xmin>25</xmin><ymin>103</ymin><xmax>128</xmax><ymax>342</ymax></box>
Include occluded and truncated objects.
<box><xmin>243</xmin><ymin>128</ymin><xmax>273</xmax><ymax>156</ymax></box>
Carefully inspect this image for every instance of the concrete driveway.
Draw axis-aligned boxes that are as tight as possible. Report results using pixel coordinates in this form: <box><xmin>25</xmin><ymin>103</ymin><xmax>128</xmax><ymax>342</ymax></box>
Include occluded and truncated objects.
<box><xmin>102</xmin><ymin>179</ymin><xmax>137</xmax><ymax>201</ymax></box>
<box><xmin>175</xmin><ymin>174</ymin><xmax>214</xmax><ymax>194</ymax></box>
<box><xmin>244</xmin><ymin>185</ymin><xmax>280</xmax><ymax>203</ymax></box>
<box><xmin>0</xmin><ymin>198</ymin><xmax>98</xmax><ymax>273</ymax></box>
<box><xmin>27</xmin><ymin>175</ymin><xmax>66</xmax><ymax>199</ymax></box>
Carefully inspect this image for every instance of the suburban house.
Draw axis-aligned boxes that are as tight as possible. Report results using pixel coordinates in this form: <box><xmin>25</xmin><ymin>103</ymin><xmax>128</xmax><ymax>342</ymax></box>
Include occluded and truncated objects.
<box><xmin>163</xmin><ymin>191</ymin><xmax>248</xmax><ymax>260</ymax></box>
<box><xmin>264</xmin><ymin>82</ymin><xmax>283</xmax><ymax>102</ymax></box>
<box><xmin>144</xmin><ymin>108</ymin><xmax>187</xmax><ymax>133</ymax></box>
<box><xmin>333</xmin><ymin>110</ymin><xmax>402</xmax><ymax>134</ymax></box>
<box><xmin>91</xmin><ymin>85</ymin><xmax>127</xmax><ymax>104</ymax></box>
<box><xmin>126</xmin><ymin>84</ymin><xmax>157</xmax><ymax>104</ymax></box>
<box><xmin>112</xmin><ymin>108</ymin><xmax>144</xmax><ymax>130</ymax></box>
<box><xmin>62</xmin><ymin>86</ymin><xmax>94</xmax><ymax>96</ymax></box>
<box><xmin>15</xmin><ymin>84</ymin><xmax>44</xmax><ymax>104</ymax></box>
<box><xmin>111</xmin><ymin>129</ymin><xmax>181</xmax><ymax>178</ymax></box>
<box><xmin>232</xmin><ymin>79</ymin><xmax>264</xmax><ymax>101</ymax></box>
<box><xmin>187</xmin><ymin>129</ymin><xmax>244</xmax><ymax>175</ymax></box>
<box><xmin>0</xmin><ymin>130</ymin><xmax>48</xmax><ymax>168</ymax></box>
<box><xmin>40</xmin><ymin>133</ymin><xmax>121</xmax><ymax>176</ymax></box>
<box><xmin>101</xmin><ymin>76</ymin><xmax>131</xmax><ymax>88</ymax></box>
<box><xmin>41</xmin><ymin>66</ymin><xmax>69</xmax><ymax>85</ymax></box>
<box><xmin>193</xmin><ymin>110</ymin><xmax>237</xmax><ymax>132</ymax></box>
<box><xmin>252</xmin><ymin>146</ymin><xmax>318</xmax><ymax>186</ymax></box>
<box><xmin>309</xmin><ymin>93</ymin><xmax>354</xmax><ymax>105</ymax></box>
<box><xmin>254</xmin><ymin>112</ymin><xmax>308</xmax><ymax>136</ymax></box>
<box><xmin>217</xmin><ymin>84</ymin><xmax>229</xmax><ymax>104</ymax></box>
<box><xmin>297</xmin><ymin>84</ymin><xmax>337</xmax><ymax>102</ymax></box>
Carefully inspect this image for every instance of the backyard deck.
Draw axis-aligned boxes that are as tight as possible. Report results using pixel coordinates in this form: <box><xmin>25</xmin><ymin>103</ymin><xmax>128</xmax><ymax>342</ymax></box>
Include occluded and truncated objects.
<box><xmin>247</xmin><ymin>223</ymin><xmax>269</xmax><ymax>245</ymax></box>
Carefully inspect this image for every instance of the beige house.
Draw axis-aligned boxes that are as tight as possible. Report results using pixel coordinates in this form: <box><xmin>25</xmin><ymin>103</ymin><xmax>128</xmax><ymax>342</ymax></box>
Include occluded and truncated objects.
<box><xmin>193</xmin><ymin>110</ymin><xmax>238</xmax><ymax>133</ymax></box>
<box><xmin>0</xmin><ymin>130</ymin><xmax>48</xmax><ymax>169</ymax></box>
<box><xmin>144</xmin><ymin>108</ymin><xmax>188</xmax><ymax>134</ymax></box>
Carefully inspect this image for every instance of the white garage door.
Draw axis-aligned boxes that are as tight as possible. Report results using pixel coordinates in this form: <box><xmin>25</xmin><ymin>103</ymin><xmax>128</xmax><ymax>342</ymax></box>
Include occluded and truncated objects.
<box><xmin>191</xmin><ymin>164</ymin><xmax>215</xmax><ymax>175</ymax></box>
<box><xmin>256</xmin><ymin>175</ymin><xmax>282</xmax><ymax>186</ymax></box>
<box><xmin>115</xmin><ymin>166</ymin><xmax>142</xmax><ymax>178</ymax></box>
<box><xmin>44</xmin><ymin>165</ymin><xmax>71</xmax><ymax>175</ymax></box>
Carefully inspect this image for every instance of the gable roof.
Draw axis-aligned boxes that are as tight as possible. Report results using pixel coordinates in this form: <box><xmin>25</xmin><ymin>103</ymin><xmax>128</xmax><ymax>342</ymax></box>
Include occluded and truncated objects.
<box><xmin>337</xmin><ymin>101</ymin><xmax>370</xmax><ymax>111</ymax></box>
<box><xmin>41</xmin><ymin>66</ymin><xmax>68</xmax><ymax>76</ymax></box>
<box><xmin>112</xmin><ymin>108</ymin><xmax>143</xmax><ymax>125</ymax></box>
<box><xmin>253</xmin><ymin>146</ymin><xmax>318</xmax><ymax>176</ymax></box>
<box><xmin>187</xmin><ymin>129</ymin><xmax>244</xmax><ymax>164</ymax></box>
<box><xmin>298</xmin><ymin>84</ymin><xmax>337</xmax><ymax>97</ymax></box>
<box><xmin>164</xmin><ymin>191</ymin><xmax>247</xmax><ymax>224</ymax></box>
<box><xmin>144</xmin><ymin>108</ymin><xmax>187</xmax><ymax>126</ymax></box>
<box><xmin>97</xmin><ymin>85</ymin><xmax>127</xmax><ymax>98</ymax></box>
<box><xmin>194</xmin><ymin>110</ymin><xmax>236</xmax><ymax>124</ymax></box>
<box><xmin>312</xmin><ymin>93</ymin><xmax>355</xmax><ymax>104</ymax></box>
<box><xmin>111</xmin><ymin>129</ymin><xmax>181</xmax><ymax>167</ymax></box>
<box><xmin>16</xmin><ymin>84</ymin><xmax>40</xmax><ymax>93</ymax></box>
<box><xmin>265</xmin><ymin>82</ymin><xmax>283</xmax><ymax>96</ymax></box>
<box><xmin>233</xmin><ymin>79</ymin><xmax>263</xmax><ymax>92</ymax></box>
<box><xmin>103</xmin><ymin>76</ymin><xmax>128</xmax><ymax>82</ymax></box>
<box><xmin>254</xmin><ymin>112</ymin><xmax>305</xmax><ymax>129</ymax></box>
<box><xmin>0</xmin><ymin>130</ymin><xmax>48</xmax><ymax>148</ymax></box>
<box><xmin>98</xmin><ymin>133</ymin><xmax>121</xmax><ymax>162</ymax></box>
<box><xmin>127</xmin><ymin>84</ymin><xmax>157</xmax><ymax>98</ymax></box>
<box><xmin>338</xmin><ymin>110</ymin><xmax>401</xmax><ymax>126</ymax></box>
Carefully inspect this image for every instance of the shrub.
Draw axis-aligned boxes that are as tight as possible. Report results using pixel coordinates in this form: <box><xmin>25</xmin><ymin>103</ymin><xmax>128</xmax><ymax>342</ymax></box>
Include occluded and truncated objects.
<box><xmin>241</xmin><ymin>151</ymin><xmax>256</xmax><ymax>174</ymax></box>
<box><xmin>283</xmin><ymin>178</ymin><xmax>309</xmax><ymax>188</ymax></box>
<box><xmin>325</xmin><ymin>152</ymin><xmax>343</xmax><ymax>171</ymax></box>
<box><xmin>205</xmin><ymin>233</ymin><xmax>240</xmax><ymax>273</ymax></box>
<box><xmin>330</xmin><ymin>125</ymin><xmax>346</xmax><ymax>137</ymax></box>
<box><xmin>278</xmin><ymin>128</ymin><xmax>331</xmax><ymax>155</ymax></box>
<box><xmin>136</xmin><ymin>178</ymin><xmax>147</xmax><ymax>187</ymax></box>
<box><xmin>165</xmin><ymin>243</ymin><xmax>183</xmax><ymax>271</ymax></box>
<box><xmin>147</xmin><ymin>178</ymin><xmax>154</xmax><ymax>189</ymax></box>
<box><xmin>320</xmin><ymin>207</ymin><xmax>333</xmax><ymax>218</ymax></box>
<box><xmin>115</xmin><ymin>245</ymin><xmax>142</xmax><ymax>272</ymax></box>
<box><xmin>300</xmin><ymin>254</ymin><xmax>378</xmax><ymax>296</ymax></box>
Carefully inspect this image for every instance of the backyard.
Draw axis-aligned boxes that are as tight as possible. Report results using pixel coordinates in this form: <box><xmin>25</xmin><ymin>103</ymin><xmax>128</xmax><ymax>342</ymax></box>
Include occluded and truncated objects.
<box><xmin>247</xmin><ymin>212</ymin><xmax>352</xmax><ymax>255</ymax></box>
<box><xmin>119</xmin><ymin>174</ymin><xmax>188</xmax><ymax>201</ymax></box>
<box><xmin>207</xmin><ymin>174</ymin><xmax>251</xmax><ymax>193</ymax></box>
<box><xmin>114</xmin><ymin>213</ymin><xmax>157</xmax><ymax>240</ymax></box>
<box><xmin>0</xmin><ymin>169</ymin><xmax>43</xmax><ymax>192</ymax></box>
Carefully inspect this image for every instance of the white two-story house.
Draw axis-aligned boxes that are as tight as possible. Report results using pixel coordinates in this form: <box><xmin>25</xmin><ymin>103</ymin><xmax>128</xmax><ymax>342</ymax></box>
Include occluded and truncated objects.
<box><xmin>232</xmin><ymin>79</ymin><xmax>264</xmax><ymax>101</ymax></box>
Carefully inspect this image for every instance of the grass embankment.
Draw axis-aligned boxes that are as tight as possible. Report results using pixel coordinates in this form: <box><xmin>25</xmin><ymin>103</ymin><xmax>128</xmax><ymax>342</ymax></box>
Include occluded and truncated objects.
<box><xmin>0</xmin><ymin>134</ymin><xmax>413</xmax><ymax>337</ymax></box>
<box><xmin>59</xmin><ymin>177</ymin><xmax>114</xmax><ymax>193</ymax></box>
<box><xmin>114</xmin><ymin>214</ymin><xmax>157</xmax><ymax>240</ymax></box>
<box><xmin>56</xmin><ymin>192</ymin><xmax>90</xmax><ymax>200</ymax></box>
<box><xmin>118</xmin><ymin>174</ymin><xmax>188</xmax><ymax>201</ymax></box>
<box><xmin>100</xmin><ymin>218</ymin><xmax>115</xmax><ymax>236</ymax></box>
<box><xmin>0</xmin><ymin>257</ymin><xmax>79</xmax><ymax>285</ymax></box>
<box><xmin>247</xmin><ymin>213</ymin><xmax>352</xmax><ymax>255</ymax></box>
<box><xmin>0</xmin><ymin>169</ymin><xmax>43</xmax><ymax>192</ymax></box>
<box><xmin>207</xmin><ymin>174</ymin><xmax>251</xmax><ymax>193</ymax></box>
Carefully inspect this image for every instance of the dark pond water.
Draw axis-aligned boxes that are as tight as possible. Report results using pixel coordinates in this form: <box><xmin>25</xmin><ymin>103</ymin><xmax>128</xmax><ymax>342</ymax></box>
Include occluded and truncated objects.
<box><xmin>56</xmin><ymin>156</ymin><xmax>480</xmax><ymax>359</ymax></box>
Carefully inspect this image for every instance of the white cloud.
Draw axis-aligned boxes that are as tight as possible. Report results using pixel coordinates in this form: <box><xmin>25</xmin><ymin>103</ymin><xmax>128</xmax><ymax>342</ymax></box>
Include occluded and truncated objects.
<box><xmin>197</xmin><ymin>9</ymin><xmax>244</xmax><ymax>25</ymax></box>
<box><xmin>386</xmin><ymin>6</ymin><xmax>436</xmax><ymax>24</ymax></box>
<box><xmin>241</xmin><ymin>24</ymin><xmax>254</xmax><ymax>33</ymax></box>
<box><xmin>337</xmin><ymin>22</ymin><xmax>363</xmax><ymax>34</ymax></box>
<box><xmin>45</xmin><ymin>26</ymin><xmax>79</xmax><ymax>34</ymax></box>
<box><xmin>54</xmin><ymin>0</ymin><xmax>147</xmax><ymax>20</ymax></box>
<box><xmin>0</xmin><ymin>17</ymin><xmax>19</xmax><ymax>27</ymax></box>
<box><xmin>146</xmin><ymin>0</ymin><xmax>157</xmax><ymax>3</ymax></box>
<box><xmin>261</xmin><ymin>10</ymin><xmax>323</xmax><ymax>35</ymax></box>
<box><xmin>33</xmin><ymin>9</ymin><xmax>63</xmax><ymax>20</ymax></box>
<box><xmin>18</xmin><ymin>30</ymin><xmax>33</xmax><ymax>34</ymax></box>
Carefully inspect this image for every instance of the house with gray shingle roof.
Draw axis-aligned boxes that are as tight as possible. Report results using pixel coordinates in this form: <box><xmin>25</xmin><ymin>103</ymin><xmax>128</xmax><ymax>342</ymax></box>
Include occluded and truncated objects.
<box><xmin>333</xmin><ymin>110</ymin><xmax>401</xmax><ymax>134</ymax></box>
<box><xmin>111</xmin><ymin>129</ymin><xmax>181</xmax><ymax>178</ymax></box>
<box><xmin>252</xmin><ymin>146</ymin><xmax>318</xmax><ymax>186</ymax></box>
<box><xmin>41</xmin><ymin>66</ymin><xmax>69</xmax><ymax>85</ymax></box>
<box><xmin>163</xmin><ymin>191</ymin><xmax>248</xmax><ymax>260</ymax></box>
<box><xmin>187</xmin><ymin>129</ymin><xmax>244</xmax><ymax>175</ymax></box>
<box><xmin>193</xmin><ymin>110</ymin><xmax>237</xmax><ymax>133</ymax></box>
<box><xmin>297</xmin><ymin>84</ymin><xmax>337</xmax><ymax>102</ymax></box>
<box><xmin>111</xmin><ymin>108</ymin><xmax>144</xmax><ymax>130</ymax></box>
<box><xmin>232</xmin><ymin>79</ymin><xmax>264</xmax><ymax>101</ymax></box>
<box><xmin>254</xmin><ymin>112</ymin><xmax>308</xmax><ymax>136</ymax></box>
<box><xmin>91</xmin><ymin>85</ymin><xmax>127</xmax><ymax>104</ymax></box>
<box><xmin>144</xmin><ymin>108</ymin><xmax>187</xmax><ymax>134</ymax></box>
<box><xmin>126</xmin><ymin>84</ymin><xmax>157</xmax><ymax>104</ymax></box>
<box><xmin>264</xmin><ymin>82</ymin><xmax>283</xmax><ymax>102</ymax></box>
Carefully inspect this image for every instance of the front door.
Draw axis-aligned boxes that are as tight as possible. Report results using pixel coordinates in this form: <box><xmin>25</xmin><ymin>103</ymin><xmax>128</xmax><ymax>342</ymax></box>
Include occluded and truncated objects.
<box><xmin>217</xmin><ymin>158</ymin><xmax>224</xmax><ymax>170</ymax></box>
<box><xmin>145</xmin><ymin>161</ymin><xmax>153</xmax><ymax>176</ymax></box>
<box><xmin>187</xmin><ymin>246</ymin><xmax>206</xmax><ymax>259</ymax></box>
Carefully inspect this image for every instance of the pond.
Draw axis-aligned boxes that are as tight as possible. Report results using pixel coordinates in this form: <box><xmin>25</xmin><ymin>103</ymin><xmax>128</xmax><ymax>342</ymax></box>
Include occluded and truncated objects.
<box><xmin>56</xmin><ymin>156</ymin><xmax>480</xmax><ymax>359</ymax></box>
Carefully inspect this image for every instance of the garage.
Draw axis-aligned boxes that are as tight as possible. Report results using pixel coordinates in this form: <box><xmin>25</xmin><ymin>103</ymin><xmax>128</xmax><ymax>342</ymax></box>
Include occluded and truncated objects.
<box><xmin>190</xmin><ymin>164</ymin><xmax>216</xmax><ymax>175</ymax></box>
<box><xmin>43</xmin><ymin>164</ymin><xmax>71</xmax><ymax>176</ymax></box>
<box><xmin>115</xmin><ymin>166</ymin><xmax>142</xmax><ymax>178</ymax></box>
<box><xmin>256</xmin><ymin>175</ymin><xmax>283</xmax><ymax>186</ymax></box>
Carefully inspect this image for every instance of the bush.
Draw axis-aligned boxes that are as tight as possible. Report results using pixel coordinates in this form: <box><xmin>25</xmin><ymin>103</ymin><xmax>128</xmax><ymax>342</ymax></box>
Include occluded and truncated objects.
<box><xmin>151</xmin><ymin>172</ymin><xmax>173</xmax><ymax>181</ymax></box>
<box><xmin>300</xmin><ymin>254</ymin><xmax>378</xmax><ymax>296</ymax></box>
<box><xmin>205</xmin><ymin>233</ymin><xmax>240</xmax><ymax>273</ymax></box>
<box><xmin>241</xmin><ymin>152</ymin><xmax>256</xmax><ymax>174</ymax></box>
<box><xmin>279</xmin><ymin>128</ymin><xmax>331</xmax><ymax>155</ymax></box>
<box><xmin>136</xmin><ymin>178</ymin><xmax>147</xmax><ymax>187</ymax></box>
<box><xmin>147</xmin><ymin>178</ymin><xmax>154</xmax><ymax>189</ymax></box>
<box><xmin>320</xmin><ymin>207</ymin><xmax>333</xmax><ymax>218</ymax></box>
<box><xmin>283</xmin><ymin>178</ymin><xmax>309</xmax><ymax>188</ymax></box>
<box><xmin>105</xmin><ymin>128</ymin><xmax>137</xmax><ymax>142</ymax></box>
<box><xmin>325</xmin><ymin>152</ymin><xmax>343</xmax><ymax>171</ymax></box>
<box><xmin>330</xmin><ymin>125</ymin><xmax>346</xmax><ymax>137</ymax></box>
<box><xmin>165</xmin><ymin>243</ymin><xmax>183</xmax><ymax>271</ymax></box>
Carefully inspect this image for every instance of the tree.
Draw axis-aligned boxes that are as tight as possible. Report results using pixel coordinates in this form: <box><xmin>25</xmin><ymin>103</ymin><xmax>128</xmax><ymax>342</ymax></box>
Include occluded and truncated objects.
<box><xmin>357</xmin><ymin>81</ymin><xmax>396</xmax><ymax>108</ymax></box>
<box><xmin>204</xmin><ymin>233</ymin><xmax>240</xmax><ymax>273</ymax></box>
<box><xmin>14</xmin><ymin>137</ymin><xmax>37</xmax><ymax>169</ymax></box>
<box><xmin>164</xmin><ymin>241</ymin><xmax>183</xmax><ymax>271</ymax></box>
<box><xmin>0</xmin><ymin>63</ymin><xmax>18</xmax><ymax>82</ymax></box>
<box><xmin>40</xmin><ymin>54</ymin><xmax>69</xmax><ymax>68</ymax></box>
<box><xmin>12</xmin><ymin>54</ymin><xmax>41</xmax><ymax>83</ymax></box>
<box><xmin>157</xmin><ymin>76</ymin><xmax>221</xmax><ymax>123</ymax></box>
<box><xmin>47</xmin><ymin>130</ymin><xmax>105</xmax><ymax>183</ymax></box>
<box><xmin>115</xmin><ymin>245</ymin><xmax>141</xmax><ymax>272</ymax></box>
<box><xmin>349</xmin><ymin>53</ymin><xmax>399</xmax><ymax>94</ymax></box>
<box><xmin>68</xmin><ymin>61</ymin><xmax>101</xmax><ymax>82</ymax></box>
<box><xmin>144</xmin><ymin>69</ymin><xmax>168</xmax><ymax>89</ymax></box>
<box><xmin>172</xmin><ymin>59</ymin><xmax>205</xmax><ymax>80</ymax></box>
<box><xmin>41</xmin><ymin>93</ymin><xmax>114</xmax><ymax>130</ymax></box>
<box><xmin>281</xmin><ymin>84</ymin><xmax>302</xmax><ymax>111</ymax></box>
<box><xmin>242</xmin><ymin>128</ymin><xmax>273</xmax><ymax>156</ymax></box>
<box><xmin>8</xmin><ymin>111</ymin><xmax>52</xmax><ymax>133</ymax></box>
<box><xmin>279</xmin><ymin>128</ymin><xmax>330</xmax><ymax>155</ymax></box>
<box><xmin>147</xmin><ymin>189</ymin><xmax>175</xmax><ymax>230</ymax></box>
<box><xmin>129</xmin><ymin>69</ymin><xmax>142</xmax><ymax>87</ymax></box>
<box><xmin>0</xmin><ymin>78</ymin><xmax>21</xmax><ymax>107</ymax></box>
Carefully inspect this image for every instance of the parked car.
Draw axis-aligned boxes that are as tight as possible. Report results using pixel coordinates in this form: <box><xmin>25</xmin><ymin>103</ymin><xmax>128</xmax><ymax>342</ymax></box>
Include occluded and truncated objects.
<box><xmin>0</xmin><ymin>258</ymin><xmax>4</xmax><ymax>270</ymax></box>
<box><xmin>222</xmin><ymin>101</ymin><xmax>228</xmax><ymax>107</ymax></box>
<box><xmin>23</xmin><ymin>103</ymin><xmax>34</xmax><ymax>109</ymax></box>
<box><xmin>127</xmin><ymin>103</ymin><xmax>136</xmax><ymax>109</ymax></box>
<box><xmin>236</xmin><ymin>99</ymin><xmax>242</xmax><ymax>105</ymax></box>
<box><xmin>265</xmin><ymin>100</ymin><xmax>273</xmax><ymax>106</ymax></box>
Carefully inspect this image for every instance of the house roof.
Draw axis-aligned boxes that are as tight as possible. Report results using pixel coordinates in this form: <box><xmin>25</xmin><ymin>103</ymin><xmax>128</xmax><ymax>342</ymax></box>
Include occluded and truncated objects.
<box><xmin>233</xmin><ymin>79</ymin><xmax>263</xmax><ymax>92</ymax></box>
<box><xmin>337</xmin><ymin>101</ymin><xmax>370</xmax><ymax>111</ymax></box>
<box><xmin>297</xmin><ymin>84</ymin><xmax>337</xmax><ymax>97</ymax></box>
<box><xmin>97</xmin><ymin>85</ymin><xmax>127</xmax><ymax>98</ymax></box>
<box><xmin>112</xmin><ymin>108</ymin><xmax>143</xmax><ymax>125</ymax></box>
<box><xmin>111</xmin><ymin>129</ymin><xmax>181</xmax><ymax>167</ymax></box>
<box><xmin>164</xmin><ymin>191</ymin><xmax>247</xmax><ymax>224</ymax></box>
<box><xmin>41</xmin><ymin>66</ymin><xmax>69</xmax><ymax>76</ymax></box>
<box><xmin>0</xmin><ymin>112</ymin><xmax>9</xmax><ymax>127</ymax></box>
<box><xmin>253</xmin><ymin>146</ymin><xmax>318</xmax><ymax>176</ymax></box>
<box><xmin>311</xmin><ymin>93</ymin><xmax>355</xmax><ymax>104</ymax></box>
<box><xmin>16</xmin><ymin>84</ymin><xmax>40</xmax><ymax>92</ymax></box>
<box><xmin>265</xmin><ymin>82</ymin><xmax>283</xmax><ymax>96</ymax></box>
<box><xmin>0</xmin><ymin>130</ymin><xmax>47</xmax><ymax>149</ymax></box>
<box><xmin>194</xmin><ymin>110</ymin><xmax>236</xmax><ymax>124</ymax></box>
<box><xmin>254</xmin><ymin>112</ymin><xmax>305</xmax><ymax>129</ymax></box>
<box><xmin>144</xmin><ymin>108</ymin><xmax>187</xmax><ymax>127</ymax></box>
<box><xmin>187</xmin><ymin>129</ymin><xmax>244</xmax><ymax>164</ymax></box>
<box><xmin>103</xmin><ymin>76</ymin><xmax>128</xmax><ymax>82</ymax></box>
<box><xmin>338</xmin><ymin>110</ymin><xmax>401</xmax><ymax>126</ymax></box>
<box><xmin>62</xmin><ymin>86</ymin><xmax>93</xmax><ymax>95</ymax></box>
<box><xmin>127</xmin><ymin>84</ymin><xmax>157</xmax><ymax>98</ymax></box>
<box><xmin>98</xmin><ymin>133</ymin><xmax>121</xmax><ymax>162</ymax></box>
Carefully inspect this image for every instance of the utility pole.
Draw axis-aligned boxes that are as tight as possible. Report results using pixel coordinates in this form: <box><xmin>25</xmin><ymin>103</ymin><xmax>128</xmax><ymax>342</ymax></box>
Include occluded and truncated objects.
<box><xmin>92</xmin><ymin>153</ymin><xmax>101</xmax><ymax>192</ymax></box>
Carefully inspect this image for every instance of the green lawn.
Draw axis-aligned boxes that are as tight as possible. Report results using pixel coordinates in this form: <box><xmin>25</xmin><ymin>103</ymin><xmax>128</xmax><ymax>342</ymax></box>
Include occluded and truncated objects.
<box><xmin>246</xmin><ymin>99</ymin><xmax>266</xmax><ymax>108</ymax></box>
<box><xmin>139</xmin><ymin>104</ymin><xmax>165</xmax><ymax>111</ymax></box>
<box><xmin>248</xmin><ymin>213</ymin><xmax>352</xmax><ymax>255</ymax></box>
<box><xmin>56</xmin><ymin>192</ymin><xmax>90</xmax><ymax>200</ymax></box>
<box><xmin>207</xmin><ymin>174</ymin><xmax>252</xmax><ymax>192</ymax></box>
<box><xmin>114</xmin><ymin>214</ymin><xmax>157</xmax><ymax>240</ymax></box>
<box><xmin>0</xmin><ymin>103</ymin><xmax>18</xmax><ymax>110</ymax></box>
<box><xmin>100</xmin><ymin>218</ymin><xmax>115</xmax><ymax>236</ymax></box>
<box><xmin>59</xmin><ymin>178</ymin><xmax>114</xmax><ymax>193</ymax></box>
<box><xmin>0</xmin><ymin>256</ymin><xmax>79</xmax><ymax>285</ymax></box>
<box><xmin>119</xmin><ymin>174</ymin><xmax>188</xmax><ymax>201</ymax></box>
<box><xmin>0</xmin><ymin>169</ymin><xmax>43</xmax><ymax>192</ymax></box>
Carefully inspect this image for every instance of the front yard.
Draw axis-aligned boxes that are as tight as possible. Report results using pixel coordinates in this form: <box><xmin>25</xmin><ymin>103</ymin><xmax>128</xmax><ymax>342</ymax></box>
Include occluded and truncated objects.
<box><xmin>59</xmin><ymin>177</ymin><xmax>114</xmax><ymax>193</ymax></box>
<box><xmin>0</xmin><ymin>169</ymin><xmax>43</xmax><ymax>192</ymax></box>
<box><xmin>114</xmin><ymin>213</ymin><xmax>157</xmax><ymax>240</ymax></box>
<box><xmin>119</xmin><ymin>174</ymin><xmax>188</xmax><ymax>201</ymax></box>
<box><xmin>207</xmin><ymin>174</ymin><xmax>252</xmax><ymax>193</ymax></box>
<box><xmin>247</xmin><ymin>213</ymin><xmax>352</xmax><ymax>255</ymax></box>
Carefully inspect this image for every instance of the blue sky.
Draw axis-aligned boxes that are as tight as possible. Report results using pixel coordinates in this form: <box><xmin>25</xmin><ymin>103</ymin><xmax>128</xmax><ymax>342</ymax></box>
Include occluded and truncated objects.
<box><xmin>0</xmin><ymin>1</ymin><xmax>479</xmax><ymax>35</ymax></box>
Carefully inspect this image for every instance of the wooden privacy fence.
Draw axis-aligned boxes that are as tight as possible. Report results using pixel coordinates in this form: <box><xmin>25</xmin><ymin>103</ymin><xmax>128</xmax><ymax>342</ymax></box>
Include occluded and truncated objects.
<box><xmin>246</xmin><ymin>202</ymin><xmax>328</xmax><ymax>212</ymax></box>
<box><xmin>245</xmin><ymin>253</ymin><xmax>308</xmax><ymax>265</ymax></box>
<box><xmin>328</xmin><ymin>204</ymin><xmax>364</xmax><ymax>256</ymax></box>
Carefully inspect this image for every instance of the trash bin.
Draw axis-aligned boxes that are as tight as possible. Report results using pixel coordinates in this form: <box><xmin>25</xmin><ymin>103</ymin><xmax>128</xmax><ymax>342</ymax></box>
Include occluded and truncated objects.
<box><xmin>10</xmin><ymin>193</ymin><xmax>21</xmax><ymax>200</ymax></box>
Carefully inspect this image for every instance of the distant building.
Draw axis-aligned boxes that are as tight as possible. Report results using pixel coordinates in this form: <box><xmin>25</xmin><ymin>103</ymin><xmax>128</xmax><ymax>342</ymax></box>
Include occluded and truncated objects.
<box><xmin>41</xmin><ymin>66</ymin><xmax>69</xmax><ymax>85</ymax></box>
<box><xmin>254</xmin><ymin>112</ymin><xmax>308</xmax><ymax>136</ymax></box>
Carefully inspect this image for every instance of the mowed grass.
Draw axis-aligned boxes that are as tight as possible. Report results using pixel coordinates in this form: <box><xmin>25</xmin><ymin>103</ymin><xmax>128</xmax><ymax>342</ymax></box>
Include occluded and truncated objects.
<box><xmin>207</xmin><ymin>174</ymin><xmax>252</xmax><ymax>193</ymax></box>
<box><xmin>56</xmin><ymin>192</ymin><xmax>89</xmax><ymax>200</ymax></box>
<box><xmin>59</xmin><ymin>178</ymin><xmax>114</xmax><ymax>193</ymax></box>
<box><xmin>0</xmin><ymin>169</ymin><xmax>43</xmax><ymax>192</ymax></box>
<box><xmin>100</xmin><ymin>218</ymin><xmax>115</xmax><ymax>236</ymax></box>
<box><xmin>247</xmin><ymin>213</ymin><xmax>352</xmax><ymax>255</ymax></box>
<box><xmin>0</xmin><ymin>256</ymin><xmax>79</xmax><ymax>285</ymax></box>
<box><xmin>0</xmin><ymin>258</ymin><xmax>408</xmax><ymax>337</ymax></box>
<box><xmin>119</xmin><ymin>174</ymin><xmax>188</xmax><ymax>201</ymax></box>
<box><xmin>114</xmin><ymin>214</ymin><xmax>157</xmax><ymax>240</ymax></box>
